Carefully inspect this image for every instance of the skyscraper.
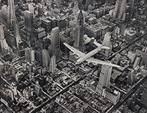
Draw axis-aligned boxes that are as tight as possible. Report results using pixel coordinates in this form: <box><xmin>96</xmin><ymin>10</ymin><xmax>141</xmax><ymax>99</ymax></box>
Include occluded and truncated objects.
<box><xmin>7</xmin><ymin>0</ymin><xmax>16</xmax><ymax>26</ymax></box>
<box><xmin>49</xmin><ymin>55</ymin><xmax>56</xmax><ymax>73</ymax></box>
<box><xmin>0</xmin><ymin>25</ymin><xmax>5</xmax><ymax>50</ymax></box>
<box><xmin>102</xmin><ymin>32</ymin><xmax>112</xmax><ymax>57</ymax></box>
<box><xmin>50</xmin><ymin>27</ymin><xmax>61</xmax><ymax>61</ymax></box>
<box><xmin>42</xmin><ymin>49</ymin><xmax>50</xmax><ymax>70</ymax></box>
<box><xmin>97</xmin><ymin>31</ymin><xmax>113</xmax><ymax>95</ymax></box>
<box><xmin>1</xmin><ymin>5</ymin><xmax>8</xmax><ymax>23</ymax></box>
<box><xmin>28</xmin><ymin>3</ymin><xmax>35</xmax><ymax>17</ymax></box>
<box><xmin>129</xmin><ymin>0</ymin><xmax>135</xmax><ymax>19</ymax></box>
<box><xmin>118</xmin><ymin>0</ymin><xmax>127</xmax><ymax>20</ymax></box>
<box><xmin>0</xmin><ymin>25</ymin><xmax>11</xmax><ymax>53</ymax></box>
<box><xmin>24</xmin><ymin>11</ymin><xmax>33</xmax><ymax>33</ymax></box>
<box><xmin>30</xmin><ymin>49</ymin><xmax>35</xmax><ymax>63</ymax></box>
<box><xmin>74</xmin><ymin>10</ymin><xmax>84</xmax><ymax>52</ymax></box>
<box><xmin>113</xmin><ymin>0</ymin><xmax>127</xmax><ymax>20</ymax></box>
<box><xmin>15</xmin><ymin>22</ymin><xmax>21</xmax><ymax>48</ymax></box>
<box><xmin>7</xmin><ymin>0</ymin><xmax>21</xmax><ymax>49</ymax></box>
<box><xmin>96</xmin><ymin>65</ymin><xmax>112</xmax><ymax>95</ymax></box>
<box><xmin>25</xmin><ymin>47</ymin><xmax>31</xmax><ymax>63</ymax></box>
<box><xmin>113</xmin><ymin>0</ymin><xmax>121</xmax><ymax>18</ymax></box>
<box><xmin>24</xmin><ymin>10</ymin><xmax>33</xmax><ymax>46</ymax></box>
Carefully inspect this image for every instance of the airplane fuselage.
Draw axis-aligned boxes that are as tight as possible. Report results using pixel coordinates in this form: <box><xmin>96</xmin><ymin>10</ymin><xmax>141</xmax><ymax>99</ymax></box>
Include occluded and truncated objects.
<box><xmin>76</xmin><ymin>47</ymin><xmax>102</xmax><ymax>64</ymax></box>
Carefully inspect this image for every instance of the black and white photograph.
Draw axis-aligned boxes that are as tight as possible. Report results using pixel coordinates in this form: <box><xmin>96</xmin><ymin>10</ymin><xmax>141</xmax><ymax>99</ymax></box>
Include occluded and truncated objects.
<box><xmin>0</xmin><ymin>0</ymin><xmax>147</xmax><ymax>113</ymax></box>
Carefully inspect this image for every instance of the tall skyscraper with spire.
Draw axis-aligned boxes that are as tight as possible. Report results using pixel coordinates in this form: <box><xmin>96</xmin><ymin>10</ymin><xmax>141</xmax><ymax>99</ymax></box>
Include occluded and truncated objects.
<box><xmin>74</xmin><ymin>10</ymin><xmax>84</xmax><ymax>52</ymax></box>
<box><xmin>8</xmin><ymin>0</ymin><xmax>16</xmax><ymax>26</ymax></box>
<box><xmin>8</xmin><ymin>0</ymin><xmax>21</xmax><ymax>50</ymax></box>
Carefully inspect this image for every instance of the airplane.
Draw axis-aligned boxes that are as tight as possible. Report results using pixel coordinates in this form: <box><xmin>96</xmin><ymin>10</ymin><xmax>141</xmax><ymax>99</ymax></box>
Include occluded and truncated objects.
<box><xmin>84</xmin><ymin>35</ymin><xmax>110</xmax><ymax>50</ymax></box>
<box><xmin>64</xmin><ymin>43</ymin><xmax>121</xmax><ymax>68</ymax></box>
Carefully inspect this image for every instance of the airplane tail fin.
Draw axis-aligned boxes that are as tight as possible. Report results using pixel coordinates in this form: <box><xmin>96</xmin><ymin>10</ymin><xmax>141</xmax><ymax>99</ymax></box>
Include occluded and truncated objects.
<box><xmin>93</xmin><ymin>40</ymin><xmax>110</xmax><ymax>50</ymax></box>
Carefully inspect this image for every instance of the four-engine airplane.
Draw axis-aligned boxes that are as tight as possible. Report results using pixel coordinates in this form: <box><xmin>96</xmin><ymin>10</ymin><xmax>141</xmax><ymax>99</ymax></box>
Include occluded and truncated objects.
<box><xmin>64</xmin><ymin>43</ymin><xmax>121</xmax><ymax>68</ymax></box>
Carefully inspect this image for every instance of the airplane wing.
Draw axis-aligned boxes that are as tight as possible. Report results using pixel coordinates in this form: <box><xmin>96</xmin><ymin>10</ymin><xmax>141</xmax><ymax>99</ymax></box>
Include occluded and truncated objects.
<box><xmin>86</xmin><ymin>58</ymin><xmax>121</xmax><ymax>68</ymax></box>
<box><xmin>64</xmin><ymin>43</ymin><xmax>85</xmax><ymax>57</ymax></box>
